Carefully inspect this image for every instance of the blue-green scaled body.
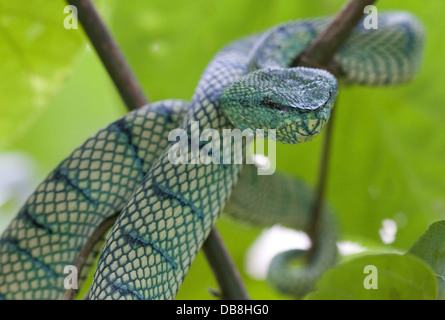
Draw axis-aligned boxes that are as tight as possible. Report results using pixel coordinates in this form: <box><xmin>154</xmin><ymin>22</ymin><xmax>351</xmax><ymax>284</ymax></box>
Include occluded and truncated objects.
<box><xmin>0</xmin><ymin>11</ymin><xmax>424</xmax><ymax>299</ymax></box>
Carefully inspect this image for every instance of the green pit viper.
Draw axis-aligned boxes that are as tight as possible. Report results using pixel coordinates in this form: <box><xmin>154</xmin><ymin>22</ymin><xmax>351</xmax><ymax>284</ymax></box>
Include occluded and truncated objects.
<box><xmin>0</xmin><ymin>11</ymin><xmax>424</xmax><ymax>300</ymax></box>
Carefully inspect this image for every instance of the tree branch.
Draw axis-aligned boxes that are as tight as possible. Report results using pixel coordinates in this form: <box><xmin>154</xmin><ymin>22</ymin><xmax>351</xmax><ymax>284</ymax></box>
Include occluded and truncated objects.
<box><xmin>292</xmin><ymin>0</ymin><xmax>377</xmax><ymax>76</ymax></box>
<box><xmin>66</xmin><ymin>0</ymin><xmax>148</xmax><ymax>110</ymax></box>
<box><xmin>295</xmin><ymin>0</ymin><xmax>377</xmax><ymax>260</ymax></box>
<box><xmin>202</xmin><ymin>228</ymin><xmax>250</xmax><ymax>300</ymax></box>
<box><xmin>65</xmin><ymin>0</ymin><xmax>246</xmax><ymax>300</ymax></box>
<box><xmin>306</xmin><ymin>102</ymin><xmax>337</xmax><ymax>259</ymax></box>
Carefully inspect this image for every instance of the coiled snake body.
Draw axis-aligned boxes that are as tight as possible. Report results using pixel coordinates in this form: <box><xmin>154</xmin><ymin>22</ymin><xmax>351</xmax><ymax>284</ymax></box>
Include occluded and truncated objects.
<box><xmin>0</xmin><ymin>12</ymin><xmax>424</xmax><ymax>299</ymax></box>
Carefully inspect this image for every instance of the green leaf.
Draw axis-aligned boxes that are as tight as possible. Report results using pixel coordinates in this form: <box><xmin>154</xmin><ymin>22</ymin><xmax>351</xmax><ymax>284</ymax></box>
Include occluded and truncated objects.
<box><xmin>409</xmin><ymin>220</ymin><xmax>445</xmax><ymax>299</ymax></box>
<box><xmin>0</xmin><ymin>0</ymin><xmax>85</xmax><ymax>148</ymax></box>
<box><xmin>306</xmin><ymin>253</ymin><xmax>438</xmax><ymax>300</ymax></box>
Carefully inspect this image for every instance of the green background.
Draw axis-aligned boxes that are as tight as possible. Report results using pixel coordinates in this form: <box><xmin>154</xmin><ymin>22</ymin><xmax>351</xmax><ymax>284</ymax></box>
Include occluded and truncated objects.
<box><xmin>1</xmin><ymin>0</ymin><xmax>445</xmax><ymax>299</ymax></box>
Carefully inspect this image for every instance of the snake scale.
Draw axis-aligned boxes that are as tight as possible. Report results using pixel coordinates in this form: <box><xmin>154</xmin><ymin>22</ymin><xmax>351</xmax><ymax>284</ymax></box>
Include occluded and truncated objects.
<box><xmin>0</xmin><ymin>11</ymin><xmax>424</xmax><ymax>299</ymax></box>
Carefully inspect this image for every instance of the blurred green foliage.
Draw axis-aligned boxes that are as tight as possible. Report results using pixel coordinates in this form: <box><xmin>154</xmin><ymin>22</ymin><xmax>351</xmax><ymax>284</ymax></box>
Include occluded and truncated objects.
<box><xmin>2</xmin><ymin>0</ymin><xmax>445</xmax><ymax>299</ymax></box>
<box><xmin>0</xmin><ymin>0</ymin><xmax>85</xmax><ymax>148</ymax></box>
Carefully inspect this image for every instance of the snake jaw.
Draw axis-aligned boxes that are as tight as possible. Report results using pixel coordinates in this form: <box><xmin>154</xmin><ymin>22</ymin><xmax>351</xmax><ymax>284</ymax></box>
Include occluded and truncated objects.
<box><xmin>275</xmin><ymin>115</ymin><xmax>329</xmax><ymax>144</ymax></box>
<box><xmin>321</xmin><ymin>89</ymin><xmax>333</xmax><ymax>108</ymax></box>
<box><xmin>272</xmin><ymin>85</ymin><xmax>335</xmax><ymax>144</ymax></box>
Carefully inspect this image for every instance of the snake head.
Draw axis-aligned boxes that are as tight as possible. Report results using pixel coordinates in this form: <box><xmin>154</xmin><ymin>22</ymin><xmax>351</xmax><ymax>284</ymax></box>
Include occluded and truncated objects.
<box><xmin>220</xmin><ymin>67</ymin><xmax>338</xmax><ymax>144</ymax></box>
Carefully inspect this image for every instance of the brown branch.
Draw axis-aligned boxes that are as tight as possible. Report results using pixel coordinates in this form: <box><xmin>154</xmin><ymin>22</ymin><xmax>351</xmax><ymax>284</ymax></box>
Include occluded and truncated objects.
<box><xmin>66</xmin><ymin>0</ymin><xmax>148</xmax><ymax>110</ymax></box>
<box><xmin>202</xmin><ymin>228</ymin><xmax>250</xmax><ymax>300</ymax></box>
<box><xmin>292</xmin><ymin>0</ymin><xmax>377</xmax><ymax>76</ymax></box>
<box><xmin>65</xmin><ymin>0</ymin><xmax>246</xmax><ymax>300</ymax></box>
<box><xmin>306</xmin><ymin>103</ymin><xmax>337</xmax><ymax>259</ymax></box>
<box><xmin>295</xmin><ymin>0</ymin><xmax>377</xmax><ymax>259</ymax></box>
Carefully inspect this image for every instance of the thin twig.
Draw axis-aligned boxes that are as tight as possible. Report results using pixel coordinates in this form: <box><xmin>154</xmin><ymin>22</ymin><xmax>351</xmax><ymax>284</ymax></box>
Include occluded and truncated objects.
<box><xmin>66</xmin><ymin>0</ymin><xmax>148</xmax><ymax>109</ymax></box>
<box><xmin>306</xmin><ymin>103</ymin><xmax>337</xmax><ymax>259</ymax></box>
<box><xmin>65</xmin><ymin>0</ymin><xmax>246</xmax><ymax>300</ymax></box>
<box><xmin>293</xmin><ymin>0</ymin><xmax>377</xmax><ymax>76</ymax></box>
<box><xmin>202</xmin><ymin>228</ymin><xmax>250</xmax><ymax>300</ymax></box>
<box><xmin>296</xmin><ymin>0</ymin><xmax>377</xmax><ymax>259</ymax></box>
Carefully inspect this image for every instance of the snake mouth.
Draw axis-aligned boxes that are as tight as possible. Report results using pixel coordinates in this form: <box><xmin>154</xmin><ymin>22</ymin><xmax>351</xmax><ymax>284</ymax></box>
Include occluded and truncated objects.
<box><xmin>274</xmin><ymin>89</ymin><xmax>333</xmax><ymax>144</ymax></box>
<box><xmin>321</xmin><ymin>89</ymin><xmax>333</xmax><ymax>108</ymax></box>
<box><xmin>275</xmin><ymin>116</ymin><xmax>328</xmax><ymax>144</ymax></box>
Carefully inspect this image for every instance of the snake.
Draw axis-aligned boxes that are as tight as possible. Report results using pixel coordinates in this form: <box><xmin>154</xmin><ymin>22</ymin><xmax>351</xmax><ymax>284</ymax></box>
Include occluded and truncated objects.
<box><xmin>0</xmin><ymin>11</ymin><xmax>424</xmax><ymax>300</ymax></box>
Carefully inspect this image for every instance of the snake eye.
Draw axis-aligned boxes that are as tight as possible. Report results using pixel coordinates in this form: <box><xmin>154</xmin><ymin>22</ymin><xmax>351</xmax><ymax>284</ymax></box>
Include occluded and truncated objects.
<box><xmin>280</xmin><ymin>106</ymin><xmax>290</xmax><ymax>114</ymax></box>
<box><xmin>262</xmin><ymin>97</ymin><xmax>289</xmax><ymax>114</ymax></box>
